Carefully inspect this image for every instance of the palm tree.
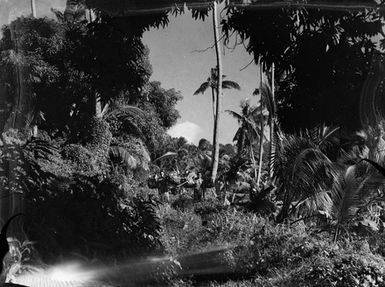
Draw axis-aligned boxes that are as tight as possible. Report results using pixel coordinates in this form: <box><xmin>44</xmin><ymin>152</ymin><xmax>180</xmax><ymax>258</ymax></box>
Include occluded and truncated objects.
<box><xmin>260</xmin><ymin>82</ymin><xmax>278</xmax><ymax>179</ymax></box>
<box><xmin>322</xmin><ymin>120</ymin><xmax>385</xmax><ymax>240</ymax></box>
<box><xmin>193</xmin><ymin>67</ymin><xmax>240</xmax><ymax>122</ymax></box>
<box><xmin>226</xmin><ymin>100</ymin><xmax>262</xmax><ymax>178</ymax></box>
<box><xmin>295</xmin><ymin>158</ymin><xmax>385</xmax><ymax>241</ymax></box>
<box><xmin>193</xmin><ymin>66</ymin><xmax>240</xmax><ymax>185</ymax></box>
<box><xmin>273</xmin><ymin>125</ymin><xmax>340</xmax><ymax>222</ymax></box>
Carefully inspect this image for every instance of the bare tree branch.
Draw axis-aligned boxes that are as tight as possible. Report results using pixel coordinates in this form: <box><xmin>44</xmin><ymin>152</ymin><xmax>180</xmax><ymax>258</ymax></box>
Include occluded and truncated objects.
<box><xmin>191</xmin><ymin>33</ymin><xmax>227</xmax><ymax>53</ymax></box>
<box><xmin>240</xmin><ymin>58</ymin><xmax>255</xmax><ymax>71</ymax></box>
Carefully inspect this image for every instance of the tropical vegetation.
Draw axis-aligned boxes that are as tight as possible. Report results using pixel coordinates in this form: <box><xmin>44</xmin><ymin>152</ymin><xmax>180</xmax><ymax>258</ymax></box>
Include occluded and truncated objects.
<box><xmin>2</xmin><ymin>1</ymin><xmax>385</xmax><ymax>287</ymax></box>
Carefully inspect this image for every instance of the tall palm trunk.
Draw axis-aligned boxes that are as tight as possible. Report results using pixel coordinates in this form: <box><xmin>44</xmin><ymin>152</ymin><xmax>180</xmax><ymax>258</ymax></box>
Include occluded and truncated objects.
<box><xmin>31</xmin><ymin>0</ymin><xmax>38</xmax><ymax>137</ymax></box>
<box><xmin>256</xmin><ymin>64</ymin><xmax>264</xmax><ymax>186</ymax></box>
<box><xmin>211</xmin><ymin>85</ymin><xmax>216</xmax><ymax>122</ymax></box>
<box><xmin>210</xmin><ymin>1</ymin><xmax>222</xmax><ymax>185</ymax></box>
<box><xmin>269</xmin><ymin>63</ymin><xmax>275</xmax><ymax>178</ymax></box>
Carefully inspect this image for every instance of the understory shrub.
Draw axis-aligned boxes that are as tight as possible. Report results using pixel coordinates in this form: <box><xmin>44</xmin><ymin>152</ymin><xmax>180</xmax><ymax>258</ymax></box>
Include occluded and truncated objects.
<box><xmin>171</xmin><ymin>193</ymin><xmax>195</xmax><ymax>211</ymax></box>
<box><xmin>158</xmin><ymin>206</ymin><xmax>258</xmax><ymax>260</ymax></box>
<box><xmin>237</xmin><ymin>223</ymin><xmax>385</xmax><ymax>286</ymax></box>
<box><xmin>193</xmin><ymin>198</ymin><xmax>227</xmax><ymax>218</ymax></box>
<box><xmin>162</xmin><ymin>206</ymin><xmax>385</xmax><ymax>286</ymax></box>
<box><xmin>290</xmin><ymin>243</ymin><xmax>385</xmax><ymax>287</ymax></box>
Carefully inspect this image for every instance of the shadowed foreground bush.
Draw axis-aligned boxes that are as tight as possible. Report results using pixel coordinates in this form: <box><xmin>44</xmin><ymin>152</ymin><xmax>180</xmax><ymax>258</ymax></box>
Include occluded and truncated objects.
<box><xmin>24</xmin><ymin>176</ymin><xmax>163</xmax><ymax>263</ymax></box>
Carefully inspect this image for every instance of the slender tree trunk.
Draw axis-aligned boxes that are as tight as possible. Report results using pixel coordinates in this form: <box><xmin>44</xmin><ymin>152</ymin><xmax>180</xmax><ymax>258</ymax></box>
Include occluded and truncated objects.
<box><xmin>269</xmin><ymin>63</ymin><xmax>275</xmax><ymax>178</ymax></box>
<box><xmin>250</xmin><ymin>144</ymin><xmax>257</xmax><ymax>179</ymax></box>
<box><xmin>210</xmin><ymin>1</ymin><xmax>222</xmax><ymax>185</ymax></box>
<box><xmin>211</xmin><ymin>87</ymin><xmax>216</xmax><ymax>123</ymax></box>
<box><xmin>95</xmin><ymin>95</ymin><xmax>102</xmax><ymax>117</ymax></box>
<box><xmin>31</xmin><ymin>0</ymin><xmax>38</xmax><ymax>137</ymax></box>
<box><xmin>31</xmin><ymin>0</ymin><xmax>37</xmax><ymax>17</ymax></box>
<box><xmin>256</xmin><ymin>64</ymin><xmax>264</xmax><ymax>186</ymax></box>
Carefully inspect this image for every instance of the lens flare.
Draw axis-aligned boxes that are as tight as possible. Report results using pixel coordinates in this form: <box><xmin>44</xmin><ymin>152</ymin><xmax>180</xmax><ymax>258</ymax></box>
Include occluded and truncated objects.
<box><xmin>46</xmin><ymin>262</ymin><xmax>96</xmax><ymax>282</ymax></box>
<box><xmin>10</xmin><ymin>262</ymin><xmax>99</xmax><ymax>287</ymax></box>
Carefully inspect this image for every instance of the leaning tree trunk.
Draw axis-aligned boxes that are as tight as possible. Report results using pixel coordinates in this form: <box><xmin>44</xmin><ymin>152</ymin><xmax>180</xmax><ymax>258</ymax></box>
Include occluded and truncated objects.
<box><xmin>210</xmin><ymin>1</ymin><xmax>222</xmax><ymax>185</ymax></box>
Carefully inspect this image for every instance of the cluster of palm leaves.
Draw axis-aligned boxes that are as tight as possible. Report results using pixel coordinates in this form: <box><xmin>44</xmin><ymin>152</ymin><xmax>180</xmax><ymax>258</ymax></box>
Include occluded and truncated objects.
<box><xmin>270</xmin><ymin>121</ymin><xmax>385</xmax><ymax>238</ymax></box>
<box><xmin>222</xmin><ymin>78</ymin><xmax>385</xmax><ymax>237</ymax></box>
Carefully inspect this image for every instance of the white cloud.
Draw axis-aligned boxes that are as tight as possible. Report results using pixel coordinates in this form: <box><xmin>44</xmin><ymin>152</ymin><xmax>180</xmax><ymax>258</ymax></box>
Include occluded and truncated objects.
<box><xmin>167</xmin><ymin>121</ymin><xmax>202</xmax><ymax>144</ymax></box>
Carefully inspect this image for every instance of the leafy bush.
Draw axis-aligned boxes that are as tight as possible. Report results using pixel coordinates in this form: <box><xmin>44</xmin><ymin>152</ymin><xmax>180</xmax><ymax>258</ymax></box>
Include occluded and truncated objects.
<box><xmin>291</xmin><ymin>245</ymin><xmax>385</xmax><ymax>287</ymax></box>
<box><xmin>83</xmin><ymin>117</ymin><xmax>112</xmax><ymax>157</ymax></box>
<box><xmin>194</xmin><ymin>198</ymin><xmax>227</xmax><ymax>218</ymax></box>
<box><xmin>61</xmin><ymin>144</ymin><xmax>97</xmax><ymax>175</ymax></box>
<box><xmin>158</xmin><ymin>205</ymin><xmax>202</xmax><ymax>256</ymax></box>
<box><xmin>160</xmin><ymin>206</ymin><xmax>259</xmax><ymax>263</ymax></box>
<box><xmin>24</xmin><ymin>176</ymin><xmax>163</xmax><ymax>263</ymax></box>
<box><xmin>232</xmin><ymin>221</ymin><xmax>385</xmax><ymax>286</ymax></box>
<box><xmin>163</xmin><ymin>208</ymin><xmax>385</xmax><ymax>286</ymax></box>
<box><xmin>171</xmin><ymin>193</ymin><xmax>195</xmax><ymax>212</ymax></box>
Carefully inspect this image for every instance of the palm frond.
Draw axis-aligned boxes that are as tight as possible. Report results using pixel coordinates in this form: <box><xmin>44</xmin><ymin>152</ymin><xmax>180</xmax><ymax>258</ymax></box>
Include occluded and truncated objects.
<box><xmin>106</xmin><ymin>105</ymin><xmax>144</xmax><ymax>119</ymax></box>
<box><xmin>226</xmin><ymin>110</ymin><xmax>243</xmax><ymax>122</ymax></box>
<box><xmin>359</xmin><ymin>158</ymin><xmax>385</xmax><ymax>177</ymax></box>
<box><xmin>291</xmin><ymin>148</ymin><xmax>332</xmax><ymax>180</ymax></box>
<box><xmin>153</xmin><ymin>152</ymin><xmax>178</xmax><ymax>162</ymax></box>
<box><xmin>308</xmin><ymin>124</ymin><xmax>340</xmax><ymax>146</ymax></box>
<box><xmin>109</xmin><ymin>146</ymin><xmax>138</xmax><ymax>170</ymax></box>
<box><xmin>244</xmin><ymin>123</ymin><xmax>260</xmax><ymax>143</ymax></box>
<box><xmin>193</xmin><ymin>82</ymin><xmax>210</xmax><ymax>95</ymax></box>
<box><xmin>51</xmin><ymin>8</ymin><xmax>65</xmax><ymax>22</ymax></box>
<box><xmin>329</xmin><ymin>158</ymin><xmax>385</xmax><ymax>227</ymax></box>
<box><xmin>222</xmin><ymin>80</ymin><xmax>241</xmax><ymax>90</ymax></box>
<box><xmin>233</xmin><ymin>128</ymin><xmax>242</xmax><ymax>143</ymax></box>
<box><xmin>331</xmin><ymin>164</ymin><xmax>364</xmax><ymax>223</ymax></box>
<box><xmin>294</xmin><ymin>190</ymin><xmax>333</xmax><ymax>219</ymax></box>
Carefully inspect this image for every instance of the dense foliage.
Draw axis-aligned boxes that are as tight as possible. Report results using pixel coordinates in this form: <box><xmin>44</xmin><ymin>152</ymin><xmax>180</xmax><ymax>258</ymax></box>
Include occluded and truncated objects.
<box><xmin>0</xmin><ymin>7</ymin><xmax>183</xmax><ymax>265</ymax></box>
<box><xmin>222</xmin><ymin>0</ymin><xmax>385</xmax><ymax>132</ymax></box>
